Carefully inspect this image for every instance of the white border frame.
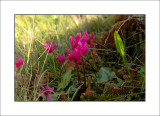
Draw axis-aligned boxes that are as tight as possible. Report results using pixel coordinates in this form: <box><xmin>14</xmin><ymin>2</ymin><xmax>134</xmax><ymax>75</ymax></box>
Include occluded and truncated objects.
<box><xmin>1</xmin><ymin>1</ymin><xmax>159</xmax><ymax>115</ymax></box>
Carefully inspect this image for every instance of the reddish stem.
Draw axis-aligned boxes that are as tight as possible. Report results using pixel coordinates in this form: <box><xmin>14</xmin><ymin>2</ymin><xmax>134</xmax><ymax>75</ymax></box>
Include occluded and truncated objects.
<box><xmin>81</xmin><ymin>56</ymin><xmax>86</xmax><ymax>90</ymax></box>
<box><xmin>75</xmin><ymin>62</ymin><xmax>81</xmax><ymax>87</ymax></box>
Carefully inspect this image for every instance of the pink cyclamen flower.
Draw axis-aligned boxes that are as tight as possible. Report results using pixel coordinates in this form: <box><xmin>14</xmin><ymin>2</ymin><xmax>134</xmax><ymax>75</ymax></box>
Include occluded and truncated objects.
<box><xmin>83</xmin><ymin>31</ymin><xmax>97</xmax><ymax>46</ymax></box>
<box><xmin>69</xmin><ymin>33</ymin><xmax>81</xmax><ymax>51</ymax></box>
<box><xmin>77</xmin><ymin>41</ymin><xmax>89</xmax><ymax>55</ymax></box>
<box><xmin>65</xmin><ymin>48</ymin><xmax>82</xmax><ymax>63</ymax></box>
<box><xmin>39</xmin><ymin>82</ymin><xmax>54</xmax><ymax>101</ymax></box>
<box><xmin>44</xmin><ymin>40</ymin><xmax>57</xmax><ymax>53</ymax></box>
<box><xmin>58</xmin><ymin>53</ymin><xmax>68</xmax><ymax>63</ymax></box>
<box><xmin>69</xmin><ymin>32</ymin><xmax>89</xmax><ymax>55</ymax></box>
<box><xmin>15</xmin><ymin>56</ymin><xmax>23</xmax><ymax>68</ymax></box>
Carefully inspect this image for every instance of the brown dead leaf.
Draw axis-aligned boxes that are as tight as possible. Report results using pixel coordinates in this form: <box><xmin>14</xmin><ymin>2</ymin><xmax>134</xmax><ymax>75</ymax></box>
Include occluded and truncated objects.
<box><xmin>123</xmin><ymin>75</ymin><xmax>131</xmax><ymax>81</ymax></box>
<box><xmin>63</xmin><ymin>62</ymin><xmax>75</xmax><ymax>73</ymax></box>
<box><xmin>119</xmin><ymin>97</ymin><xmax>126</xmax><ymax>101</ymax></box>
<box><xmin>85</xmin><ymin>86</ymin><xmax>96</xmax><ymax>95</ymax></box>
<box><xmin>39</xmin><ymin>76</ymin><xmax>48</xmax><ymax>85</ymax></box>
<box><xmin>91</xmin><ymin>48</ymin><xmax>98</xmax><ymax>63</ymax></box>
<box><xmin>82</xmin><ymin>77</ymin><xmax>96</xmax><ymax>97</ymax></box>
<box><xmin>60</xmin><ymin>91</ymin><xmax>67</xmax><ymax>101</ymax></box>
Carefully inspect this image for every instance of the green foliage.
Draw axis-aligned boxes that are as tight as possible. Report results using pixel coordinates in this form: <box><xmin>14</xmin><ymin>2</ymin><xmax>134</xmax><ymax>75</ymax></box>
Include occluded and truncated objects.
<box><xmin>49</xmin><ymin>92</ymin><xmax>60</xmax><ymax>101</ymax></box>
<box><xmin>57</xmin><ymin>69</ymin><xmax>72</xmax><ymax>91</ymax></box>
<box><xmin>80</xmin><ymin>95</ymin><xmax>85</xmax><ymax>101</ymax></box>
<box><xmin>139</xmin><ymin>66</ymin><xmax>145</xmax><ymax>73</ymax></box>
<box><xmin>66</xmin><ymin>80</ymin><xmax>77</xmax><ymax>95</ymax></box>
<box><xmin>114</xmin><ymin>31</ymin><xmax>125</xmax><ymax>57</ymax></box>
<box><xmin>117</xmin><ymin>77</ymin><xmax>124</xmax><ymax>84</ymax></box>
<box><xmin>96</xmin><ymin>67</ymin><xmax>117</xmax><ymax>83</ymax></box>
<box><xmin>71</xmin><ymin>84</ymin><xmax>83</xmax><ymax>101</ymax></box>
<box><xmin>139</xmin><ymin>66</ymin><xmax>145</xmax><ymax>92</ymax></box>
<box><xmin>52</xmin><ymin>53</ymin><xmax>58</xmax><ymax>77</ymax></box>
<box><xmin>114</xmin><ymin>31</ymin><xmax>130</xmax><ymax>75</ymax></box>
<box><xmin>126</xmin><ymin>96</ymin><xmax>131</xmax><ymax>101</ymax></box>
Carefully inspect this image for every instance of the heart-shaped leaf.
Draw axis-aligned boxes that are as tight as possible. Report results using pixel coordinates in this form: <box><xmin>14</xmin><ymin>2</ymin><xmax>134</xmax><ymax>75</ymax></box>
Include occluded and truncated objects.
<box><xmin>96</xmin><ymin>67</ymin><xmax>117</xmax><ymax>83</ymax></box>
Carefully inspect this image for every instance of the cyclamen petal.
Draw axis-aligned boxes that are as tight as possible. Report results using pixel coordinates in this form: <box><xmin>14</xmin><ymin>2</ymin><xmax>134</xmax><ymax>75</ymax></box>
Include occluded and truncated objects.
<box><xmin>39</xmin><ymin>83</ymin><xmax>54</xmax><ymax>101</ymax></box>
<box><xmin>46</xmin><ymin>94</ymin><xmax>52</xmax><ymax>101</ymax></box>
<box><xmin>62</xmin><ymin>53</ymin><xmax>65</xmax><ymax>58</ymax></box>
<box><xmin>84</xmin><ymin>31</ymin><xmax>89</xmax><ymax>38</ymax></box>
<box><xmin>48</xmin><ymin>40</ymin><xmax>52</xmax><ymax>46</ymax></box>
<box><xmin>15</xmin><ymin>56</ymin><xmax>23</xmax><ymax>68</ymax></box>
<box><xmin>83</xmin><ymin>31</ymin><xmax>97</xmax><ymax>46</ymax></box>
<box><xmin>44</xmin><ymin>44</ymin><xmax>49</xmax><ymax>51</ymax></box>
<box><xmin>65</xmin><ymin>48</ymin><xmax>82</xmax><ymax>63</ymax></box>
<box><xmin>19</xmin><ymin>61</ymin><xmax>24</xmax><ymax>65</ymax></box>
<box><xmin>75</xmin><ymin>33</ymin><xmax>81</xmax><ymax>47</ymax></box>
<box><xmin>65</xmin><ymin>48</ymin><xmax>72</xmax><ymax>54</ymax></box>
<box><xmin>40</xmin><ymin>90</ymin><xmax>44</xmax><ymax>93</ymax></box>
<box><xmin>52</xmin><ymin>43</ymin><xmax>57</xmax><ymax>49</ymax></box>
<box><xmin>69</xmin><ymin>36</ymin><xmax>75</xmax><ymax>51</ymax></box>
<box><xmin>49</xmin><ymin>48</ymin><xmax>53</xmax><ymax>53</ymax></box>
<box><xmin>58</xmin><ymin>54</ymin><xmax>62</xmax><ymax>62</ymax></box>
<box><xmin>88</xmin><ymin>32</ymin><xmax>94</xmax><ymax>41</ymax></box>
<box><xmin>81</xmin><ymin>37</ymin><xmax>88</xmax><ymax>42</ymax></box>
<box><xmin>48</xmin><ymin>87</ymin><xmax>54</xmax><ymax>93</ymax></box>
<box><xmin>82</xmin><ymin>48</ymin><xmax>89</xmax><ymax>55</ymax></box>
<box><xmin>44</xmin><ymin>40</ymin><xmax>57</xmax><ymax>53</ymax></box>
<box><xmin>18</xmin><ymin>56</ymin><xmax>20</xmax><ymax>63</ymax></box>
<box><xmin>58</xmin><ymin>53</ymin><xmax>68</xmax><ymax>63</ymax></box>
<box><xmin>39</xmin><ymin>83</ymin><xmax>45</xmax><ymax>89</ymax></box>
<box><xmin>76</xmin><ymin>60</ymin><xmax>81</xmax><ymax>63</ymax></box>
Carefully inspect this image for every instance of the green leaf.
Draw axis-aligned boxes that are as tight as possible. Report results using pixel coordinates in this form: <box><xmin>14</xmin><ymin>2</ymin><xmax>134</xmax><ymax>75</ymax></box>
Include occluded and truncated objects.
<box><xmin>49</xmin><ymin>92</ymin><xmax>60</xmax><ymax>101</ymax></box>
<box><xmin>139</xmin><ymin>66</ymin><xmax>145</xmax><ymax>73</ymax></box>
<box><xmin>71</xmin><ymin>84</ymin><xmax>83</xmax><ymax>101</ymax></box>
<box><xmin>66</xmin><ymin>80</ymin><xmax>77</xmax><ymax>95</ymax></box>
<box><xmin>126</xmin><ymin>96</ymin><xmax>131</xmax><ymax>101</ymax></box>
<box><xmin>57</xmin><ymin>69</ymin><xmax>72</xmax><ymax>91</ymax></box>
<box><xmin>114</xmin><ymin>31</ymin><xmax>125</xmax><ymax>57</ymax></box>
<box><xmin>114</xmin><ymin>31</ymin><xmax>131</xmax><ymax>76</ymax></box>
<box><xmin>139</xmin><ymin>66</ymin><xmax>145</xmax><ymax>92</ymax></box>
<box><xmin>139</xmin><ymin>66</ymin><xmax>145</xmax><ymax>79</ymax></box>
<box><xmin>85</xmin><ymin>73</ymin><xmax>96</xmax><ymax>77</ymax></box>
<box><xmin>96</xmin><ymin>67</ymin><xmax>117</xmax><ymax>83</ymax></box>
<box><xmin>117</xmin><ymin>77</ymin><xmax>124</xmax><ymax>84</ymax></box>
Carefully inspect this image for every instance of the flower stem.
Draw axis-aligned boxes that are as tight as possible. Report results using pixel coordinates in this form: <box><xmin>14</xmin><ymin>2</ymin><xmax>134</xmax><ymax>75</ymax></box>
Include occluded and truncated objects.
<box><xmin>53</xmin><ymin>51</ymin><xmax>57</xmax><ymax>62</ymax></box>
<box><xmin>122</xmin><ymin>57</ymin><xmax>132</xmax><ymax>79</ymax></box>
<box><xmin>53</xmin><ymin>51</ymin><xmax>62</xmax><ymax>76</ymax></box>
<box><xmin>52</xmin><ymin>52</ymin><xmax>57</xmax><ymax>76</ymax></box>
<box><xmin>81</xmin><ymin>56</ymin><xmax>86</xmax><ymax>90</ymax></box>
<box><xmin>75</xmin><ymin>63</ymin><xmax>81</xmax><ymax>87</ymax></box>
